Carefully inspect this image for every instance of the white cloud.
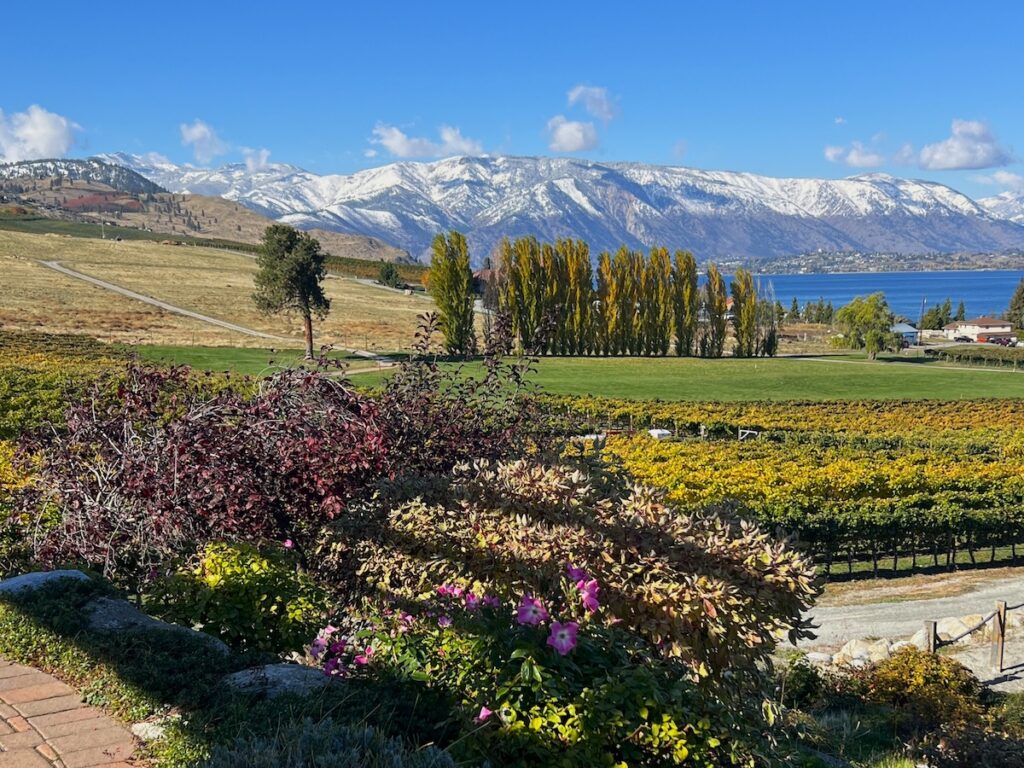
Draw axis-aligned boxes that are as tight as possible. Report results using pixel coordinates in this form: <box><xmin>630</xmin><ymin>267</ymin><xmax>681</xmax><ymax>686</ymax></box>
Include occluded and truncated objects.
<box><xmin>567</xmin><ymin>85</ymin><xmax>617</xmax><ymax>122</ymax></box>
<box><xmin>972</xmin><ymin>170</ymin><xmax>1024</xmax><ymax>192</ymax></box>
<box><xmin>834</xmin><ymin>116</ymin><xmax>846</xmax><ymax>125</ymax></box>
<box><xmin>370</xmin><ymin>124</ymin><xmax>482</xmax><ymax>158</ymax></box>
<box><xmin>180</xmin><ymin>119</ymin><xmax>228</xmax><ymax>164</ymax></box>
<box><xmin>241</xmin><ymin>147</ymin><xmax>271</xmax><ymax>172</ymax></box>
<box><xmin>824</xmin><ymin>140</ymin><xmax>885</xmax><ymax>168</ymax></box>
<box><xmin>892</xmin><ymin>143</ymin><xmax>916</xmax><ymax>165</ymax></box>
<box><xmin>919</xmin><ymin>119</ymin><xmax>1013</xmax><ymax>170</ymax></box>
<box><xmin>363</xmin><ymin>148</ymin><xmax>378</xmax><ymax>158</ymax></box>
<box><xmin>547</xmin><ymin>116</ymin><xmax>599</xmax><ymax>152</ymax></box>
<box><xmin>0</xmin><ymin>105</ymin><xmax>80</xmax><ymax>162</ymax></box>
<box><xmin>845</xmin><ymin>141</ymin><xmax>885</xmax><ymax>168</ymax></box>
<box><xmin>824</xmin><ymin>145</ymin><xmax>845</xmax><ymax>163</ymax></box>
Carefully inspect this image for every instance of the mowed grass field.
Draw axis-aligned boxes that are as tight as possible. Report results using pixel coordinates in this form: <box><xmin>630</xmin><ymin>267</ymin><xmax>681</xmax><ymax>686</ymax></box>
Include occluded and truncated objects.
<box><xmin>130</xmin><ymin>344</ymin><xmax>391</xmax><ymax>376</ymax></box>
<box><xmin>357</xmin><ymin>354</ymin><xmax>1024</xmax><ymax>400</ymax></box>
<box><xmin>0</xmin><ymin>230</ymin><xmax>431</xmax><ymax>350</ymax></box>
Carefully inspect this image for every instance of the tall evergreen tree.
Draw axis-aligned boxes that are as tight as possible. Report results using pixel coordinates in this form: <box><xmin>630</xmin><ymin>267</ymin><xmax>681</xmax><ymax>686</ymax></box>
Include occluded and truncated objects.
<box><xmin>429</xmin><ymin>230</ymin><xmax>476</xmax><ymax>355</ymax></box>
<box><xmin>788</xmin><ymin>296</ymin><xmax>801</xmax><ymax>322</ymax></box>
<box><xmin>730</xmin><ymin>268</ymin><xmax>758</xmax><ymax>357</ymax></box>
<box><xmin>252</xmin><ymin>224</ymin><xmax>330</xmax><ymax>359</ymax></box>
<box><xmin>672</xmin><ymin>251</ymin><xmax>699</xmax><ymax>356</ymax></box>
<box><xmin>954</xmin><ymin>300</ymin><xmax>966</xmax><ymax>322</ymax></box>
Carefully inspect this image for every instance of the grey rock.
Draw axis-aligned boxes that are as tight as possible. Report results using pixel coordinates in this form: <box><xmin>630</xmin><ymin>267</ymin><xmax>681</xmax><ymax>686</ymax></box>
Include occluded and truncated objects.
<box><xmin>0</xmin><ymin>570</ymin><xmax>90</xmax><ymax>594</ymax></box>
<box><xmin>223</xmin><ymin>663</ymin><xmax>332</xmax><ymax>698</ymax></box>
<box><xmin>84</xmin><ymin>597</ymin><xmax>230</xmax><ymax>655</ymax></box>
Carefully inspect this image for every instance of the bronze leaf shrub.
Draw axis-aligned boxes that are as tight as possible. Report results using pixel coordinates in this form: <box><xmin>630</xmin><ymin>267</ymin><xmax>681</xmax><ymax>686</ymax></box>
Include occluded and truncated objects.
<box><xmin>319</xmin><ymin>458</ymin><xmax>818</xmax><ymax>679</ymax></box>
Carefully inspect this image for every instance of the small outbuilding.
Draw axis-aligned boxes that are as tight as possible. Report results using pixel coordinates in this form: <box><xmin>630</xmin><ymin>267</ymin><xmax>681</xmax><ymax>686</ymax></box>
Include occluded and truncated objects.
<box><xmin>890</xmin><ymin>322</ymin><xmax>920</xmax><ymax>345</ymax></box>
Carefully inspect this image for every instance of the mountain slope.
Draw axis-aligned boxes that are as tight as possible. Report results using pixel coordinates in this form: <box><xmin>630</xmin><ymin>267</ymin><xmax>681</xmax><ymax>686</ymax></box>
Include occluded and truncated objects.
<box><xmin>0</xmin><ymin>158</ymin><xmax>165</xmax><ymax>195</ymax></box>
<box><xmin>100</xmin><ymin>153</ymin><xmax>1024</xmax><ymax>264</ymax></box>
<box><xmin>979</xmin><ymin>191</ymin><xmax>1024</xmax><ymax>225</ymax></box>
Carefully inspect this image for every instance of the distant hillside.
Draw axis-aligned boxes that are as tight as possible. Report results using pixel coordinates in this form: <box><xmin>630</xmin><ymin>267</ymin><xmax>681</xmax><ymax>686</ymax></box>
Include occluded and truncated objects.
<box><xmin>0</xmin><ymin>158</ymin><xmax>412</xmax><ymax>263</ymax></box>
<box><xmin>0</xmin><ymin>158</ymin><xmax>164</xmax><ymax>195</ymax></box>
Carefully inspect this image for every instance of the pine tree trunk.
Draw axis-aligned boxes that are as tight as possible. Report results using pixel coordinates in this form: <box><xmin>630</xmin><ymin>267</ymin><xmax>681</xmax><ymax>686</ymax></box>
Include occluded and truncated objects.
<box><xmin>303</xmin><ymin>313</ymin><xmax>314</xmax><ymax>360</ymax></box>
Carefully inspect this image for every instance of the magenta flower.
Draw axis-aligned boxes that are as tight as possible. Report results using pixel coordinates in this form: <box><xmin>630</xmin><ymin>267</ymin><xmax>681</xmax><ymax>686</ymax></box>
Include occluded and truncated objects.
<box><xmin>283</xmin><ymin>539</ymin><xmax>295</xmax><ymax>550</ymax></box>
<box><xmin>329</xmin><ymin>640</ymin><xmax>346</xmax><ymax>654</ymax></box>
<box><xmin>438</xmin><ymin>615</ymin><xmax>452</xmax><ymax>628</ymax></box>
<box><xmin>354</xmin><ymin>646</ymin><xmax>375</xmax><ymax>665</ymax></box>
<box><xmin>516</xmin><ymin>595</ymin><xmax>549</xmax><ymax>626</ymax></box>
<box><xmin>567</xmin><ymin>563</ymin><xmax>588</xmax><ymax>582</ymax></box>
<box><xmin>465</xmin><ymin>592</ymin><xmax>480</xmax><ymax>611</ymax></box>
<box><xmin>437</xmin><ymin>584</ymin><xmax>452</xmax><ymax>597</ymax></box>
<box><xmin>547</xmin><ymin>621</ymin><xmax>579</xmax><ymax>656</ymax></box>
<box><xmin>578</xmin><ymin>579</ymin><xmax>600</xmax><ymax>613</ymax></box>
<box><xmin>322</xmin><ymin>624</ymin><xmax>339</xmax><ymax>636</ymax></box>
<box><xmin>323</xmin><ymin>657</ymin><xmax>344</xmax><ymax>676</ymax></box>
<box><xmin>482</xmin><ymin>595</ymin><xmax>501</xmax><ymax>609</ymax></box>
<box><xmin>452</xmin><ymin>586</ymin><xmax>465</xmax><ymax>598</ymax></box>
<box><xmin>476</xmin><ymin>705</ymin><xmax>493</xmax><ymax>722</ymax></box>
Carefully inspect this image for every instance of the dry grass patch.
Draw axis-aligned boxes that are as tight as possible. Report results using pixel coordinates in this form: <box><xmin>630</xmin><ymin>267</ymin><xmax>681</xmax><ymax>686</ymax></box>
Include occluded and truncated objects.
<box><xmin>0</xmin><ymin>231</ymin><xmax>431</xmax><ymax>351</ymax></box>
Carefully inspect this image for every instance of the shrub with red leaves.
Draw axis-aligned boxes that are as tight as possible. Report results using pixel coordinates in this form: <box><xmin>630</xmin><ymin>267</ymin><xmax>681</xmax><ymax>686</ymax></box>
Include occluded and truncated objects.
<box><xmin>15</xmin><ymin>361</ymin><xmax>386</xmax><ymax>591</ymax></box>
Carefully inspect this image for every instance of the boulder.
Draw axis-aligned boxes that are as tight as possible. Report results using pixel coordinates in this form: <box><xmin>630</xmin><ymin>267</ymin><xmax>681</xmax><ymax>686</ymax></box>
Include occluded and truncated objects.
<box><xmin>0</xmin><ymin>570</ymin><xmax>90</xmax><ymax>594</ymax></box>
<box><xmin>866</xmin><ymin>639</ymin><xmax>893</xmax><ymax>663</ymax></box>
<box><xmin>84</xmin><ymin>597</ymin><xmax>230</xmax><ymax>655</ymax></box>
<box><xmin>804</xmin><ymin>652</ymin><xmax>833</xmax><ymax>666</ymax></box>
<box><xmin>223</xmin><ymin>663</ymin><xmax>332</xmax><ymax>698</ymax></box>
<box><xmin>935</xmin><ymin>616</ymin><xmax>973</xmax><ymax>645</ymax></box>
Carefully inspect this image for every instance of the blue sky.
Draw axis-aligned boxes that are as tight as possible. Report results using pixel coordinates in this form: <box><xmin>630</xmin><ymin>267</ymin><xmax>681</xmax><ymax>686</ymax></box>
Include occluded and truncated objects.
<box><xmin>2</xmin><ymin>1</ymin><xmax>1022</xmax><ymax>198</ymax></box>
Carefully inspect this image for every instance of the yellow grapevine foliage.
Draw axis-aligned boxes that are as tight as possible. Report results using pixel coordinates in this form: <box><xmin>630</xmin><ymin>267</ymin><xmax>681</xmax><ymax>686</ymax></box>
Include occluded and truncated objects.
<box><xmin>548</xmin><ymin>394</ymin><xmax>1024</xmax><ymax>441</ymax></box>
<box><xmin>323</xmin><ymin>458</ymin><xmax>818</xmax><ymax>676</ymax></box>
<box><xmin>605</xmin><ymin>433</ymin><xmax>1024</xmax><ymax>569</ymax></box>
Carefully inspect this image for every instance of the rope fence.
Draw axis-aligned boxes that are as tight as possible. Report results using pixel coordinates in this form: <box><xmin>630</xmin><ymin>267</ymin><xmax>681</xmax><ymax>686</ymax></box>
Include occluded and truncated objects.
<box><xmin>924</xmin><ymin>600</ymin><xmax>1019</xmax><ymax>674</ymax></box>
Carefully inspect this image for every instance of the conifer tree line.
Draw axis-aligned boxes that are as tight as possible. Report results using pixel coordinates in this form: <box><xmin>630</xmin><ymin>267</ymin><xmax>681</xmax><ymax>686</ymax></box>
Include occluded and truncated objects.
<box><xmin>430</xmin><ymin>231</ymin><xmax>781</xmax><ymax>358</ymax></box>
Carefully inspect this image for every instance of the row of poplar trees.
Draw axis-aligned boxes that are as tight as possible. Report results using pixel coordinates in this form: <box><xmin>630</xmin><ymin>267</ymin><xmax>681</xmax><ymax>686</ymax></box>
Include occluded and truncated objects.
<box><xmin>429</xmin><ymin>231</ymin><xmax>779</xmax><ymax>358</ymax></box>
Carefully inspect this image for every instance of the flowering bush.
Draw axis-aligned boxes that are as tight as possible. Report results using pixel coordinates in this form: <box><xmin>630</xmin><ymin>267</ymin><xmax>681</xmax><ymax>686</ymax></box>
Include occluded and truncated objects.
<box><xmin>312</xmin><ymin>567</ymin><xmax>742</xmax><ymax>766</ymax></box>
<box><xmin>153</xmin><ymin>542</ymin><xmax>329</xmax><ymax>654</ymax></box>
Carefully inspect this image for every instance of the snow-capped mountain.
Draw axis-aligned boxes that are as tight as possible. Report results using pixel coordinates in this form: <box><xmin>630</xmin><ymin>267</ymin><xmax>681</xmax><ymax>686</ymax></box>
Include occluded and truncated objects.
<box><xmin>979</xmin><ymin>191</ymin><xmax>1024</xmax><ymax>225</ymax></box>
<box><xmin>0</xmin><ymin>158</ymin><xmax>164</xmax><ymax>195</ymax></box>
<box><xmin>95</xmin><ymin>153</ymin><xmax>1024</xmax><ymax>264</ymax></box>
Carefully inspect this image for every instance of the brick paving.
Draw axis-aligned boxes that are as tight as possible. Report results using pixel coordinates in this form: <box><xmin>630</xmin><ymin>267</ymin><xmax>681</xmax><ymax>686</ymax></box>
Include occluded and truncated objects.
<box><xmin>0</xmin><ymin>658</ymin><xmax>140</xmax><ymax>767</ymax></box>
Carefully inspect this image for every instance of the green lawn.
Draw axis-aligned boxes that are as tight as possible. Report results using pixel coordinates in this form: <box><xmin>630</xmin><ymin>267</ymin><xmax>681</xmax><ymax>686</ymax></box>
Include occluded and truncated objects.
<box><xmin>128</xmin><ymin>344</ymin><xmax>380</xmax><ymax>376</ymax></box>
<box><xmin>359</xmin><ymin>353</ymin><xmax>1024</xmax><ymax>401</ymax></box>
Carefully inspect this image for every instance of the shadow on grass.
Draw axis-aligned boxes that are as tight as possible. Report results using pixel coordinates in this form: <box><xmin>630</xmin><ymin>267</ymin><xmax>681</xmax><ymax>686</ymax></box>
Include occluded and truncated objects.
<box><xmin>0</xmin><ymin>578</ymin><xmax>460</xmax><ymax>765</ymax></box>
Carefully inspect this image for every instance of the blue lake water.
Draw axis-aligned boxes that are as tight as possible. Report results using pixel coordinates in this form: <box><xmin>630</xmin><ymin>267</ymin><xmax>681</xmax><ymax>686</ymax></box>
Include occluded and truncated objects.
<box><xmin>744</xmin><ymin>271</ymin><xmax>1024</xmax><ymax>320</ymax></box>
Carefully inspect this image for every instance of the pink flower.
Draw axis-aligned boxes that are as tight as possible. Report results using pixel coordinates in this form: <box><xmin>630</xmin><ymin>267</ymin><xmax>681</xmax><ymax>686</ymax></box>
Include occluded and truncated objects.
<box><xmin>567</xmin><ymin>563</ymin><xmax>588</xmax><ymax>582</ymax></box>
<box><xmin>323</xmin><ymin>657</ymin><xmax>344</xmax><ymax>676</ymax></box>
<box><xmin>437</xmin><ymin>615</ymin><xmax>452</xmax><ymax>628</ymax></box>
<box><xmin>578</xmin><ymin>579</ymin><xmax>600</xmax><ymax>613</ymax></box>
<box><xmin>476</xmin><ymin>706</ymin><xmax>493</xmax><ymax>722</ymax></box>
<box><xmin>516</xmin><ymin>595</ymin><xmax>549</xmax><ymax>626</ymax></box>
<box><xmin>354</xmin><ymin>646</ymin><xmax>375</xmax><ymax>665</ymax></box>
<box><xmin>452</xmin><ymin>586</ymin><xmax>465</xmax><ymax>598</ymax></box>
<box><xmin>437</xmin><ymin>584</ymin><xmax>452</xmax><ymax>597</ymax></box>
<box><xmin>482</xmin><ymin>595</ymin><xmax>501</xmax><ymax>609</ymax></box>
<box><xmin>547</xmin><ymin>621</ymin><xmax>579</xmax><ymax>656</ymax></box>
<box><xmin>322</xmin><ymin>624</ymin><xmax>339</xmax><ymax>636</ymax></box>
<box><xmin>464</xmin><ymin>592</ymin><xmax>480</xmax><ymax>611</ymax></box>
<box><xmin>310</xmin><ymin>637</ymin><xmax>327</xmax><ymax>659</ymax></box>
<box><xmin>283</xmin><ymin>539</ymin><xmax>295</xmax><ymax>550</ymax></box>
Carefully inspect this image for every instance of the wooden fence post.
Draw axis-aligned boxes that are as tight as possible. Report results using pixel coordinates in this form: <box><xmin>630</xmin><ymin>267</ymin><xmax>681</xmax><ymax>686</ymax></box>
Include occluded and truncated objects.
<box><xmin>991</xmin><ymin>600</ymin><xmax>1007</xmax><ymax>674</ymax></box>
<box><xmin>925</xmin><ymin>620</ymin><xmax>937</xmax><ymax>654</ymax></box>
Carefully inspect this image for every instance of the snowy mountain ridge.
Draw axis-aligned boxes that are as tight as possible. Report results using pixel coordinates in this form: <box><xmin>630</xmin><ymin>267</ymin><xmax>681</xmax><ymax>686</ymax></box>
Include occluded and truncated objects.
<box><xmin>91</xmin><ymin>153</ymin><xmax>1024</xmax><ymax>263</ymax></box>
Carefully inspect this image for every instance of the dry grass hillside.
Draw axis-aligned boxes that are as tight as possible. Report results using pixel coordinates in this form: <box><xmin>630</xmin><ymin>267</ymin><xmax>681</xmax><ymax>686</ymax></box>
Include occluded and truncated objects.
<box><xmin>5</xmin><ymin>177</ymin><xmax>411</xmax><ymax>262</ymax></box>
<box><xmin>0</xmin><ymin>230</ymin><xmax>431</xmax><ymax>350</ymax></box>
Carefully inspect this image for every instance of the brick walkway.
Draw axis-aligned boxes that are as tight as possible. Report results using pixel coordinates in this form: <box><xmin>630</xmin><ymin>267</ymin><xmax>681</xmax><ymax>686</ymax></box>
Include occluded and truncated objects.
<box><xmin>0</xmin><ymin>658</ymin><xmax>139</xmax><ymax>768</ymax></box>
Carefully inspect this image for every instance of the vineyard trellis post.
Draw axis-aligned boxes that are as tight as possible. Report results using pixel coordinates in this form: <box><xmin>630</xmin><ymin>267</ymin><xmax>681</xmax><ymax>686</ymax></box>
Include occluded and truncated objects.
<box><xmin>991</xmin><ymin>600</ymin><xmax>1007</xmax><ymax>674</ymax></box>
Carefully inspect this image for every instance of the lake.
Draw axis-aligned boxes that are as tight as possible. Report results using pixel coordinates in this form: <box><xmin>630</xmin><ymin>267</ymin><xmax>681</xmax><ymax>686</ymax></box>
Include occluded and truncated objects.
<box><xmin>747</xmin><ymin>270</ymin><xmax>1024</xmax><ymax>320</ymax></box>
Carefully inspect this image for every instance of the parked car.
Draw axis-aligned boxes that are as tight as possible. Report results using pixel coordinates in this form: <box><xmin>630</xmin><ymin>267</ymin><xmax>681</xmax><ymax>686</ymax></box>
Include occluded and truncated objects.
<box><xmin>953</xmin><ymin>336</ymin><xmax>972</xmax><ymax>343</ymax></box>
